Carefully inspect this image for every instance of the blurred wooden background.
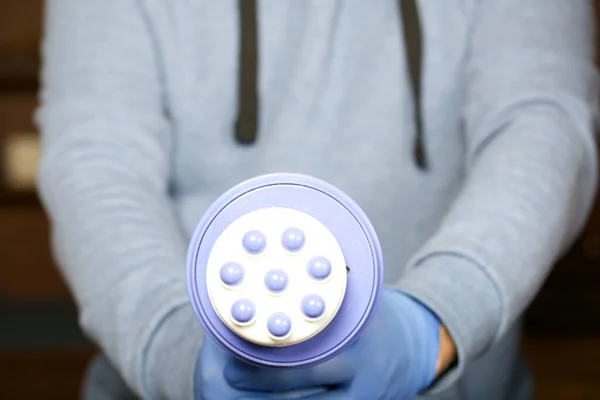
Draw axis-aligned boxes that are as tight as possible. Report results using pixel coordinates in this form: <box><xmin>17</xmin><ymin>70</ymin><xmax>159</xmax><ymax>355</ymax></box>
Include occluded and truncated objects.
<box><xmin>0</xmin><ymin>1</ymin><xmax>599</xmax><ymax>399</ymax></box>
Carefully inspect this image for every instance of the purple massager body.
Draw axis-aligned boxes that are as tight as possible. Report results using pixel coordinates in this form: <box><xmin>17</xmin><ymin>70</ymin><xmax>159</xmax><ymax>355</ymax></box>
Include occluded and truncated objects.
<box><xmin>186</xmin><ymin>173</ymin><xmax>383</xmax><ymax>368</ymax></box>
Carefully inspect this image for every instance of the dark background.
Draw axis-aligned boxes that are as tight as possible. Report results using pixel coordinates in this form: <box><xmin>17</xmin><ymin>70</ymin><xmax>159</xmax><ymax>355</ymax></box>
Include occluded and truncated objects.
<box><xmin>0</xmin><ymin>1</ymin><xmax>599</xmax><ymax>399</ymax></box>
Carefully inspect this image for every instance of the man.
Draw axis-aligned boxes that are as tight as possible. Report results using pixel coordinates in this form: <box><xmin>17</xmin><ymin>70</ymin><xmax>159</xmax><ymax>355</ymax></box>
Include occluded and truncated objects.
<box><xmin>37</xmin><ymin>0</ymin><xmax>598</xmax><ymax>399</ymax></box>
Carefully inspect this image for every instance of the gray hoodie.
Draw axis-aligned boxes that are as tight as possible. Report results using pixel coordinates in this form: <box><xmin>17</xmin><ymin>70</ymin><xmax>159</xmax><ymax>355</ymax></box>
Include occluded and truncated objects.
<box><xmin>37</xmin><ymin>0</ymin><xmax>598</xmax><ymax>399</ymax></box>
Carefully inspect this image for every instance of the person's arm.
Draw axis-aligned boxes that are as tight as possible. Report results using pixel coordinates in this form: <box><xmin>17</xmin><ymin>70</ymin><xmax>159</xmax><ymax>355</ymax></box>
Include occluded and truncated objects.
<box><xmin>37</xmin><ymin>1</ymin><xmax>202</xmax><ymax>398</ymax></box>
<box><xmin>396</xmin><ymin>0</ymin><xmax>599</xmax><ymax>389</ymax></box>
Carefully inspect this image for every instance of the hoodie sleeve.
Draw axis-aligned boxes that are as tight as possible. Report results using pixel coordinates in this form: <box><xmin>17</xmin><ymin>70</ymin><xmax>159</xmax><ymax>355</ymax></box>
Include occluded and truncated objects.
<box><xmin>396</xmin><ymin>0</ymin><xmax>599</xmax><ymax>390</ymax></box>
<box><xmin>36</xmin><ymin>1</ymin><xmax>203</xmax><ymax>398</ymax></box>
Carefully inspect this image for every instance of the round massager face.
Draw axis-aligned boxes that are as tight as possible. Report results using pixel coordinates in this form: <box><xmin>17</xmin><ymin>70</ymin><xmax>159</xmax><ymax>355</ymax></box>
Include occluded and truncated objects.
<box><xmin>206</xmin><ymin>207</ymin><xmax>348</xmax><ymax>346</ymax></box>
<box><xmin>186</xmin><ymin>173</ymin><xmax>383</xmax><ymax>368</ymax></box>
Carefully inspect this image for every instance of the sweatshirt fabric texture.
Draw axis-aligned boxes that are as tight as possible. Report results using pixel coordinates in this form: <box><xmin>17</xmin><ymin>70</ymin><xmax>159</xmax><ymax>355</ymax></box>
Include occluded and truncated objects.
<box><xmin>36</xmin><ymin>0</ymin><xmax>599</xmax><ymax>399</ymax></box>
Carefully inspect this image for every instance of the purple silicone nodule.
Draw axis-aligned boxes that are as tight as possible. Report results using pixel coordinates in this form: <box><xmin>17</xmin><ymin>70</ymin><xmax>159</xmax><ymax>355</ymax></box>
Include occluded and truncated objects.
<box><xmin>186</xmin><ymin>173</ymin><xmax>384</xmax><ymax>368</ymax></box>
<box><xmin>219</xmin><ymin>262</ymin><xmax>245</xmax><ymax>287</ymax></box>
<box><xmin>281</xmin><ymin>227</ymin><xmax>305</xmax><ymax>252</ymax></box>
<box><xmin>267</xmin><ymin>312</ymin><xmax>293</xmax><ymax>338</ymax></box>
<box><xmin>242</xmin><ymin>229</ymin><xmax>267</xmax><ymax>254</ymax></box>
<box><xmin>301</xmin><ymin>294</ymin><xmax>326</xmax><ymax>319</ymax></box>
<box><xmin>231</xmin><ymin>299</ymin><xmax>256</xmax><ymax>324</ymax></box>
<box><xmin>307</xmin><ymin>256</ymin><xmax>332</xmax><ymax>281</ymax></box>
<box><xmin>264</xmin><ymin>269</ymin><xmax>289</xmax><ymax>293</ymax></box>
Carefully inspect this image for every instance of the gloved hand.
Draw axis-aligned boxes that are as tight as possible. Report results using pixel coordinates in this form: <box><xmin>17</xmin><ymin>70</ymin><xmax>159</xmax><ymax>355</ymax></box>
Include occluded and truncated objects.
<box><xmin>195</xmin><ymin>289</ymin><xmax>441</xmax><ymax>400</ymax></box>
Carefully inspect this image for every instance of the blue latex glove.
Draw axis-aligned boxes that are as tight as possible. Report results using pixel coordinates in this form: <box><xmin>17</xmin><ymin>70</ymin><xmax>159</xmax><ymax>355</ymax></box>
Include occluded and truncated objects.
<box><xmin>195</xmin><ymin>289</ymin><xmax>441</xmax><ymax>400</ymax></box>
